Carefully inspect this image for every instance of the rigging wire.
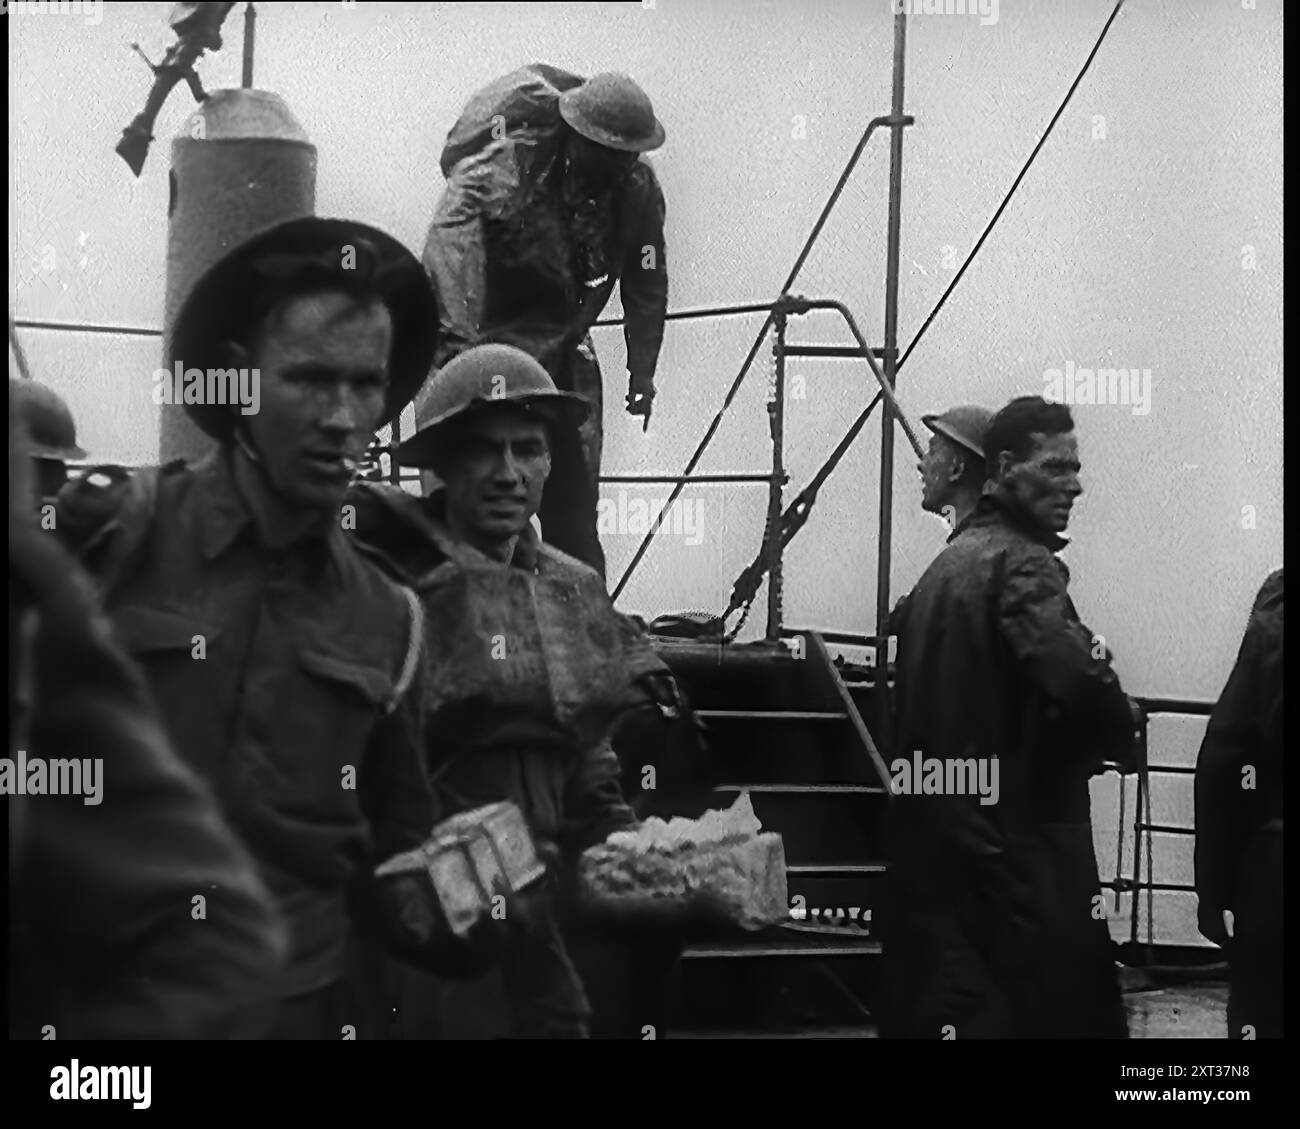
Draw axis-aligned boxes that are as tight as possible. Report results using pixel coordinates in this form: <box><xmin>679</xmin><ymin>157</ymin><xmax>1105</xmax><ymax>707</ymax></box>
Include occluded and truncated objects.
<box><xmin>787</xmin><ymin>0</ymin><xmax>1129</xmax><ymax>557</ymax></box>
<box><xmin>897</xmin><ymin>0</ymin><xmax>1127</xmax><ymax>372</ymax></box>
<box><xmin>615</xmin><ymin>0</ymin><xmax>1128</xmax><ymax>608</ymax></box>
<box><xmin>720</xmin><ymin>0</ymin><xmax>1130</xmax><ymax>633</ymax></box>
<box><xmin>609</xmin><ymin>110</ymin><xmax>908</xmax><ymax>602</ymax></box>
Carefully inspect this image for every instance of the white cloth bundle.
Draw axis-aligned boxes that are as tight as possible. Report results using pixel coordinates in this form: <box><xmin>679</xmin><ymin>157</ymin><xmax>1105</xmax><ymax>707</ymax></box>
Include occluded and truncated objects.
<box><xmin>579</xmin><ymin>792</ymin><xmax>788</xmax><ymax>930</ymax></box>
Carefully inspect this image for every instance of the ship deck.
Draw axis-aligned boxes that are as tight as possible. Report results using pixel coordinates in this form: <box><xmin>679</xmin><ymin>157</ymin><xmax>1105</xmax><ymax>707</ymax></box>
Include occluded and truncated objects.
<box><xmin>1124</xmin><ymin>981</ymin><xmax>1230</xmax><ymax>1040</ymax></box>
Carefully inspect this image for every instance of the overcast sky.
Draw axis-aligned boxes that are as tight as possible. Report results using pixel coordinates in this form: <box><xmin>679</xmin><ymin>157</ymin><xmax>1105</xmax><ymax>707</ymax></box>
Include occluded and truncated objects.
<box><xmin>9</xmin><ymin>0</ymin><xmax>1283</xmax><ymax>702</ymax></box>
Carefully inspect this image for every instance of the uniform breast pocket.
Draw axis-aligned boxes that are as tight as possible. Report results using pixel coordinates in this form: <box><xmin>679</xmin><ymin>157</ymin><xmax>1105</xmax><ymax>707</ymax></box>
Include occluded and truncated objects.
<box><xmin>262</xmin><ymin>647</ymin><xmax>396</xmax><ymax>821</ymax></box>
<box><xmin>112</xmin><ymin>602</ymin><xmax>222</xmax><ymax>702</ymax></box>
<box><xmin>109</xmin><ymin>604</ymin><xmax>226</xmax><ymax>777</ymax></box>
<box><xmin>113</xmin><ymin>604</ymin><xmax>220</xmax><ymax>657</ymax></box>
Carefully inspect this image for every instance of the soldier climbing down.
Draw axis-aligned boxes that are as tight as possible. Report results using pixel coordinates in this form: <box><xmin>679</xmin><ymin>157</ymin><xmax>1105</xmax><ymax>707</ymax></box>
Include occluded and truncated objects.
<box><xmin>422</xmin><ymin>64</ymin><xmax>670</xmax><ymax>577</ymax></box>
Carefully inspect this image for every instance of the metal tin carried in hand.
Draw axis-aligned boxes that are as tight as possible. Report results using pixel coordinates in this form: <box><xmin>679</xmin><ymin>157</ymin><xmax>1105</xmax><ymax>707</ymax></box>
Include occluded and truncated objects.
<box><xmin>376</xmin><ymin>801</ymin><xmax>546</xmax><ymax>939</ymax></box>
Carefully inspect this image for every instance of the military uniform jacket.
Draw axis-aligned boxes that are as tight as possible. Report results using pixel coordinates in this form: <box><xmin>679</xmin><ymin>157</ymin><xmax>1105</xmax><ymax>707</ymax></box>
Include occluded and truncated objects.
<box><xmin>347</xmin><ymin>482</ymin><xmax>665</xmax><ymax>862</ymax></box>
<box><xmin>1194</xmin><ymin>569</ymin><xmax>1284</xmax><ymax>911</ymax></box>
<box><xmin>9</xmin><ymin>507</ymin><xmax>286</xmax><ymax>1038</ymax></box>
<box><xmin>57</xmin><ymin>451</ymin><xmax>436</xmax><ymax>996</ymax></box>
<box><xmin>423</xmin><ymin>64</ymin><xmax>668</xmax><ymax>380</ymax></box>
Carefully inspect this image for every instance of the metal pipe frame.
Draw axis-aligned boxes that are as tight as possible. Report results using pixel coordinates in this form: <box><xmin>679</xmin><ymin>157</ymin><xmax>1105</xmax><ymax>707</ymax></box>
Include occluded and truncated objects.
<box><xmin>786</xmin><ymin>297</ymin><xmax>923</xmax><ymax>458</ymax></box>
<box><xmin>593</xmin><ymin>300</ymin><xmax>783</xmax><ymax>327</ymax></box>
<box><xmin>766</xmin><ymin>309</ymin><xmax>787</xmax><ymax>641</ymax></box>
<box><xmin>242</xmin><ymin>3</ymin><xmax>256</xmax><ymax>88</ymax></box>
<box><xmin>600</xmin><ymin>473</ymin><xmax>774</xmax><ymax>484</ymax></box>
<box><xmin>783</xmin><ymin>344</ymin><xmax>887</xmax><ymax>360</ymax></box>
<box><xmin>760</xmin><ymin>650</ymin><xmax>1212</xmax><ymax>947</ymax></box>
<box><xmin>585</xmin><ymin>292</ymin><xmax>931</xmax><ymax>626</ymax></box>
<box><xmin>607</xmin><ymin>101</ymin><xmax>913</xmax><ymax>603</ymax></box>
<box><xmin>12</xmin><ymin>317</ymin><xmax>162</xmax><ymax>338</ymax></box>
<box><xmin>19</xmin><ymin>92</ymin><xmax>922</xmax><ymax>628</ymax></box>
<box><xmin>875</xmin><ymin>10</ymin><xmax>909</xmax><ymax>753</ymax></box>
<box><xmin>1124</xmin><ymin>697</ymin><xmax>1213</xmax><ymax>947</ymax></box>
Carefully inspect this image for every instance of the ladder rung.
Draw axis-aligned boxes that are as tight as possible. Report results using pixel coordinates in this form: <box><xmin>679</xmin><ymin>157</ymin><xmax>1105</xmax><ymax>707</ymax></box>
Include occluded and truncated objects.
<box><xmin>780</xmin><ymin>344</ymin><xmax>886</xmax><ymax>360</ymax></box>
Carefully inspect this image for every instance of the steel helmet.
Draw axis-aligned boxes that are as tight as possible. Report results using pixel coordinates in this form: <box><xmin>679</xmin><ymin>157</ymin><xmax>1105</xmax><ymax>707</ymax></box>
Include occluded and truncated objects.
<box><xmin>558</xmin><ymin>73</ymin><xmax>665</xmax><ymax>153</ymax></box>
<box><xmin>10</xmin><ymin>378</ymin><xmax>87</xmax><ymax>461</ymax></box>
<box><xmin>921</xmin><ymin>404</ymin><xmax>993</xmax><ymax>462</ymax></box>
<box><xmin>168</xmin><ymin>216</ymin><xmax>439</xmax><ymax>441</ymax></box>
<box><xmin>395</xmin><ymin>344</ymin><xmax>590</xmax><ymax>468</ymax></box>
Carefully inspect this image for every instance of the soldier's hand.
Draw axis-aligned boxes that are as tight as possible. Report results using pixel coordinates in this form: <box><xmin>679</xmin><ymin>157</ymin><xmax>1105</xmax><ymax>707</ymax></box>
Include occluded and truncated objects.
<box><xmin>626</xmin><ymin>371</ymin><xmax>655</xmax><ymax>430</ymax></box>
<box><xmin>374</xmin><ymin>871</ymin><xmax>442</xmax><ymax>948</ymax></box>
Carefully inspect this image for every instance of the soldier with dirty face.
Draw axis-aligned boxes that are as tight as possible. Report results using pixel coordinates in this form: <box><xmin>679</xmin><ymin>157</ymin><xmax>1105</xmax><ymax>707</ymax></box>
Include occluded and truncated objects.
<box><xmin>55</xmin><ymin>217</ymin><xmax>452</xmax><ymax>1038</ymax></box>
<box><xmin>881</xmin><ymin>395</ymin><xmax>1138</xmax><ymax>1040</ymax></box>
<box><xmin>347</xmin><ymin>344</ymin><xmax>681</xmax><ymax>1038</ymax></box>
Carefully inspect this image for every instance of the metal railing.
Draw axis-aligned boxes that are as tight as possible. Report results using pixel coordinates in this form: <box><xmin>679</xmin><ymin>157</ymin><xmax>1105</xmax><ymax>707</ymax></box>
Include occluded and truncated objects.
<box><xmin>1119</xmin><ymin>696</ymin><xmax>1216</xmax><ymax>956</ymax></box>
<box><xmin>583</xmin><ymin>294</ymin><xmax>924</xmax><ymax>643</ymax></box>
<box><xmin>784</xmin><ymin>628</ymin><xmax>1220</xmax><ymax>959</ymax></box>
<box><xmin>16</xmin><ymin>323</ymin><xmax>1221</xmax><ymax>960</ymax></box>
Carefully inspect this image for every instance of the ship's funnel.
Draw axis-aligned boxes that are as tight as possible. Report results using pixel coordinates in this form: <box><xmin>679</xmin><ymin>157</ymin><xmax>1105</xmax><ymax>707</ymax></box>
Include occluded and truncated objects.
<box><xmin>160</xmin><ymin>88</ymin><xmax>316</xmax><ymax>464</ymax></box>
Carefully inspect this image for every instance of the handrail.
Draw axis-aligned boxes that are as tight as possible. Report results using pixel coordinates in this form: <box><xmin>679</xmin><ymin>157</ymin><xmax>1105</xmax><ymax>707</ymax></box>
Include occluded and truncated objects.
<box><xmin>12</xmin><ymin>317</ymin><xmax>162</xmax><ymax>338</ymax></box>
<box><xmin>593</xmin><ymin>299</ymin><xmax>783</xmax><ymax>328</ymax></box>
<box><xmin>1126</xmin><ymin>695</ymin><xmax>1213</xmax><ymax>951</ymax></box>
<box><xmin>712</xmin><ymin>295</ymin><xmax>927</xmax><ymax>638</ymax></box>
<box><xmin>790</xmin><ymin>297</ymin><xmax>923</xmax><ymax>458</ymax></box>
<box><xmin>804</xmin><ymin>631</ymin><xmax>894</xmax><ymax>798</ymax></box>
<box><xmin>607</xmin><ymin>107</ymin><xmax>913</xmax><ymax>603</ymax></box>
<box><xmin>773</xmin><ymin>643</ymin><xmax>1212</xmax><ymax>954</ymax></box>
<box><xmin>17</xmin><ymin>1</ymin><xmax>1133</xmax><ymax>650</ymax></box>
<box><xmin>600</xmin><ymin>474</ymin><xmax>773</xmax><ymax>484</ymax></box>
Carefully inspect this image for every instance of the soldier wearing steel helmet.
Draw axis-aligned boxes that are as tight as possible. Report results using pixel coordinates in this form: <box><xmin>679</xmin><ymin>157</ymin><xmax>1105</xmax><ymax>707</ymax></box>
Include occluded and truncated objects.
<box><xmin>54</xmin><ymin>216</ymin><xmax>460</xmax><ymax>1038</ymax></box>
<box><xmin>346</xmin><ymin>344</ymin><xmax>680</xmax><ymax>1038</ymax></box>
<box><xmin>8</xmin><ymin>379</ymin><xmax>288</xmax><ymax>1040</ymax></box>
<box><xmin>885</xmin><ymin>404</ymin><xmax>993</xmax><ymax>657</ymax></box>
<box><xmin>879</xmin><ymin>395</ymin><xmax>1137</xmax><ymax>1040</ymax></box>
<box><xmin>916</xmin><ymin>404</ymin><xmax>994</xmax><ymax>535</ymax></box>
<box><xmin>10</xmin><ymin>377</ymin><xmax>88</xmax><ymax>505</ymax></box>
<box><xmin>422</xmin><ymin>65</ymin><xmax>670</xmax><ymax>577</ymax></box>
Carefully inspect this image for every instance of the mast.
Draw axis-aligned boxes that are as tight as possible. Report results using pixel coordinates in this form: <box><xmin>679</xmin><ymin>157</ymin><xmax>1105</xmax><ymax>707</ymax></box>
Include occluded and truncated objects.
<box><xmin>242</xmin><ymin>3</ymin><xmax>256</xmax><ymax>88</ymax></box>
<box><xmin>875</xmin><ymin>10</ymin><xmax>907</xmax><ymax>741</ymax></box>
